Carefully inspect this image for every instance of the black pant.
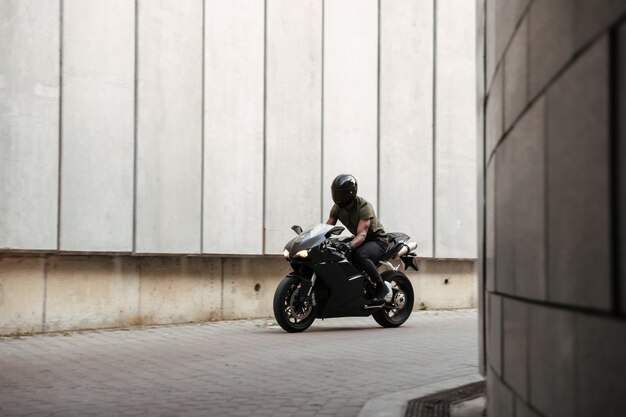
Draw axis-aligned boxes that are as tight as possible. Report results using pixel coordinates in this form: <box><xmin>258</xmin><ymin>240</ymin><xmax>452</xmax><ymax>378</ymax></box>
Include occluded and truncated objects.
<box><xmin>352</xmin><ymin>240</ymin><xmax>387</xmax><ymax>282</ymax></box>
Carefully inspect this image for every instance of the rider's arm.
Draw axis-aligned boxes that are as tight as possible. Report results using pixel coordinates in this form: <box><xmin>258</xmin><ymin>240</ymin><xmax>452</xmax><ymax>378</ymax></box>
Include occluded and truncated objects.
<box><xmin>327</xmin><ymin>204</ymin><xmax>339</xmax><ymax>225</ymax></box>
<box><xmin>350</xmin><ymin>218</ymin><xmax>370</xmax><ymax>248</ymax></box>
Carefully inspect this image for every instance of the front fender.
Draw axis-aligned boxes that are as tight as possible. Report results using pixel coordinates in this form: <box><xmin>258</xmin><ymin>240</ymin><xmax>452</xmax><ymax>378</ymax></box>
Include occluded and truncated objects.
<box><xmin>286</xmin><ymin>271</ymin><xmax>307</xmax><ymax>282</ymax></box>
<box><xmin>284</xmin><ymin>271</ymin><xmax>314</xmax><ymax>303</ymax></box>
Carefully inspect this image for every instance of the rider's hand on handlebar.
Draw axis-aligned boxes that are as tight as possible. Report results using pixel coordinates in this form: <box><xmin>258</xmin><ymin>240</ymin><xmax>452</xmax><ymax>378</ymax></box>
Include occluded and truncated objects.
<box><xmin>335</xmin><ymin>242</ymin><xmax>354</xmax><ymax>257</ymax></box>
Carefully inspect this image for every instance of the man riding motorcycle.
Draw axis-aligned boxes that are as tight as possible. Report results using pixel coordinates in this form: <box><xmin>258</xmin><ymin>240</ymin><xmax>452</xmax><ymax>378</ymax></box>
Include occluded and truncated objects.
<box><xmin>326</xmin><ymin>174</ymin><xmax>389</xmax><ymax>303</ymax></box>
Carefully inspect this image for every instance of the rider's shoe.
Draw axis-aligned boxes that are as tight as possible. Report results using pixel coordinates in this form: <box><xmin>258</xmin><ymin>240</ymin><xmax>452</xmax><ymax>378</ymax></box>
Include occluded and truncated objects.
<box><xmin>370</xmin><ymin>282</ymin><xmax>389</xmax><ymax>304</ymax></box>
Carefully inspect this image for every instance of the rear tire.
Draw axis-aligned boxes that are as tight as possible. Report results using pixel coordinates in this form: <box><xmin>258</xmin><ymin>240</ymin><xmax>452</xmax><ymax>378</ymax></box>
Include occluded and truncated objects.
<box><xmin>273</xmin><ymin>276</ymin><xmax>317</xmax><ymax>333</ymax></box>
<box><xmin>373</xmin><ymin>270</ymin><xmax>414</xmax><ymax>328</ymax></box>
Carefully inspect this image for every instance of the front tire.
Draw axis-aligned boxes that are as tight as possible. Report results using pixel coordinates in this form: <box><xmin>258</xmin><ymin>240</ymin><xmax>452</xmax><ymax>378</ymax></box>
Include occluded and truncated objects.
<box><xmin>273</xmin><ymin>276</ymin><xmax>317</xmax><ymax>333</ymax></box>
<box><xmin>373</xmin><ymin>270</ymin><xmax>414</xmax><ymax>328</ymax></box>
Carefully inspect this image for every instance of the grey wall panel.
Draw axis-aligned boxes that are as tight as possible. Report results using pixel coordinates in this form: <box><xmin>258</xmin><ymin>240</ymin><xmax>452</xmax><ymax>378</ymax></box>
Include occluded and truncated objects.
<box><xmin>434</xmin><ymin>0</ymin><xmax>478</xmax><ymax>258</ymax></box>
<box><xmin>0</xmin><ymin>1</ymin><xmax>59</xmax><ymax>250</ymax></box>
<box><xmin>203</xmin><ymin>0</ymin><xmax>264</xmax><ymax>254</ymax></box>
<box><xmin>136</xmin><ymin>0</ymin><xmax>203</xmax><ymax>254</ymax></box>
<box><xmin>546</xmin><ymin>37</ymin><xmax>610</xmax><ymax>310</ymax></box>
<box><xmin>379</xmin><ymin>0</ymin><xmax>433</xmax><ymax>257</ymax></box>
<box><xmin>61</xmin><ymin>0</ymin><xmax>134</xmax><ymax>252</ymax></box>
<box><xmin>265</xmin><ymin>0</ymin><xmax>322</xmax><ymax>254</ymax></box>
<box><xmin>322</xmin><ymin>0</ymin><xmax>379</xmax><ymax>219</ymax></box>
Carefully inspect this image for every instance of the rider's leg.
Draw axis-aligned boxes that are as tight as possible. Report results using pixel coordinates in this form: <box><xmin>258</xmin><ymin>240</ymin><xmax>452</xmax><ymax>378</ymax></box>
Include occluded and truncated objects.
<box><xmin>352</xmin><ymin>240</ymin><xmax>388</xmax><ymax>301</ymax></box>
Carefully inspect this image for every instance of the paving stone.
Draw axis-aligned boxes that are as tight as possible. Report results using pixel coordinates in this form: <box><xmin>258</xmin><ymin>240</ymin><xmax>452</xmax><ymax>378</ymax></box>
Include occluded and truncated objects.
<box><xmin>529</xmin><ymin>305</ymin><xmax>575</xmax><ymax>417</ymax></box>
<box><xmin>495</xmin><ymin>134</ymin><xmax>515</xmax><ymax>295</ymax></box>
<box><xmin>502</xmin><ymin>298</ymin><xmax>528</xmax><ymax>401</ymax></box>
<box><xmin>511</xmin><ymin>98</ymin><xmax>546</xmax><ymax>301</ymax></box>
<box><xmin>0</xmin><ymin>310</ymin><xmax>479</xmax><ymax>417</ymax></box>
<box><xmin>528</xmin><ymin>0</ymin><xmax>575</xmax><ymax>98</ymax></box>
<box><xmin>486</xmin><ymin>366</ymin><xmax>514</xmax><ymax>417</ymax></box>
<box><xmin>576</xmin><ymin>314</ymin><xmax>626</xmax><ymax>416</ymax></box>
<box><xmin>546</xmin><ymin>36</ymin><xmax>611</xmax><ymax>310</ymax></box>
<box><xmin>504</xmin><ymin>17</ymin><xmax>528</xmax><ymax>130</ymax></box>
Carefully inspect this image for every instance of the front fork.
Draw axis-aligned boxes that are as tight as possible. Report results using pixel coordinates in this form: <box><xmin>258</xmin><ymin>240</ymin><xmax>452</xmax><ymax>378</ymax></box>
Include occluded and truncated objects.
<box><xmin>297</xmin><ymin>272</ymin><xmax>316</xmax><ymax>303</ymax></box>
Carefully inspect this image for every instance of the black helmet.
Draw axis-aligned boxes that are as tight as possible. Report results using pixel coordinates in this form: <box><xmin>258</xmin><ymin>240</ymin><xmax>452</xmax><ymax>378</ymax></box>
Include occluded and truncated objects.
<box><xmin>331</xmin><ymin>174</ymin><xmax>357</xmax><ymax>208</ymax></box>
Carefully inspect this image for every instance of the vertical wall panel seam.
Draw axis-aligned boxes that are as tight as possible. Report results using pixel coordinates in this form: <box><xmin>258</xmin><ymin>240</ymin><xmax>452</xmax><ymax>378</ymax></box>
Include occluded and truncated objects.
<box><xmin>432</xmin><ymin>0</ymin><xmax>437</xmax><ymax>258</ymax></box>
<box><xmin>57</xmin><ymin>0</ymin><xmax>64</xmax><ymax>251</ymax></box>
<box><xmin>376</xmin><ymin>0</ymin><xmax>381</xmax><ymax>216</ymax></box>
<box><xmin>498</xmin><ymin>295</ymin><xmax>503</xmax><ymax>380</ymax></box>
<box><xmin>42</xmin><ymin>256</ymin><xmax>49</xmax><ymax>333</ymax></box>
<box><xmin>137</xmin><ymin>258</ymin><xmax>142</xmax><ymax>322</ymax></box>
<box><xmin>132</xmin><ymin>0</ymin><xmax>139</xmax><ymax>253</ymax></box>
<box><xmin>524</xmin><ymin>299</ymin><xmax>531</xmax><ymax>403</ymax></box>
<box><xmin>262</xmin><ymin>0</ymin><xmax>267</xmax><ymax>254</ymax></box>
<box><xmin>200</xmin><ymin>0</ymin><xmax>206</xmax><ymax>254</ymax></box>
<box><xmin>220</xmin><ymin>258</ymin><xmax>224</xmax><ymax>320</ymax></box>
<box><xmin>573</xmin><ymin>314</ymin><xmax>580</xmax><ymax>415</ymax></box>
<box><xmin>609</xmin><ymin>28</ymin><xmax>621</xmax><ymax>315</ymax></box>
<box><xmin>543</xmin><ymin>89</ymin><xmax>550</xmax><ymax>301</ymax></box>
<box><xmin>480</xmin><ymin>0</ymin><xmax>488</xmax><ymax>376</ymax></box>
<box><xmin>320</xmin><ymin>0</ymin><xmax>325</xmax><ymax>222</ymax></box>
<box><xmin>525</xmin><ymin>10</ymin><xmax>531</xmax><ymax>114</ymax></box>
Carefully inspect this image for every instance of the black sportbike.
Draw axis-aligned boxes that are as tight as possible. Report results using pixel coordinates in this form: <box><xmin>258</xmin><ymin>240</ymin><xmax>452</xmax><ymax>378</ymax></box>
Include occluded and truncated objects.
<box><xmin>273</xmin><ymin>224</ymin><xmax>418</xmax><ymax>332</ymax></box>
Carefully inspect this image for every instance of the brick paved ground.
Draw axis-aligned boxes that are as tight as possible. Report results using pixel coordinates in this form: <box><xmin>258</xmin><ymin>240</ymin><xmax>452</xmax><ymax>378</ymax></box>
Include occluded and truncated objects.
<box><xmin>0</xmin><ymin>310</ymin><xmax>478</xmax><ymax>417</ymax></box>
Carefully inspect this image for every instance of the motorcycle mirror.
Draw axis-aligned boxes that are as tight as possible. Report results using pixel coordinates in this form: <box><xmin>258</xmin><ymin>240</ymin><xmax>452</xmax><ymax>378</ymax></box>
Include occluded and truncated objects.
<box><xmin>291</xmin><ymin>225</ymin><xmax>303</xmax><ymax>235</ymax></box>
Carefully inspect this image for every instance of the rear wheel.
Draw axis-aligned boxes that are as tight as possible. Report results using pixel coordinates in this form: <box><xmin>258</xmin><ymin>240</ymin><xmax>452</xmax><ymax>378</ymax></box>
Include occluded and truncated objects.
<box><xmin>373</xmin><ymin>270</ymin><xmax>414</xmax><ymax>328</ymax></box>
<box><xmin>273</xmin><ymin>276</ymin><xmax>317</xmax><ymax>333</ymax></box>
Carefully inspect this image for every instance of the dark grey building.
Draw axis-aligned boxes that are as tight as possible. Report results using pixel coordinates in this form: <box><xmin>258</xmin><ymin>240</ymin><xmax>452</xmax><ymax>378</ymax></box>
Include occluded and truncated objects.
<box><xmin>480</xmin><ymin>0</ymin><xmax>626</xmax><ymax>415</ymax></box>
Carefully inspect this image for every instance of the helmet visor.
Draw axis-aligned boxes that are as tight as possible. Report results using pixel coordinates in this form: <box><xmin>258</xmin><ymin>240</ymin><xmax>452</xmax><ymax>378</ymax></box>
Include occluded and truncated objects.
<box><xmin>332</xmin><ymin>187</ymin><xmax>354</xmax><ymax>207</ymax></box>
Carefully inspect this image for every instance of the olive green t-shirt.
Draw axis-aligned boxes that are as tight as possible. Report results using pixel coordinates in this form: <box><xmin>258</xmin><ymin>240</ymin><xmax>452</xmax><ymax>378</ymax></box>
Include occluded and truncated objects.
<box><xmin>330</xmin><ymin>196</ymin><xmax>388</xmax><ymax>242</ymax></box>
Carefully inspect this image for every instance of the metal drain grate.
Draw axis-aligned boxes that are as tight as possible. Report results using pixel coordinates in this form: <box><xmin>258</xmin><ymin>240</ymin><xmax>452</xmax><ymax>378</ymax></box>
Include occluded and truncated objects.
<box><xmin>404</xmin><ymin>381</ymin><xmax>485</xmax><ymax>417</ymax></box>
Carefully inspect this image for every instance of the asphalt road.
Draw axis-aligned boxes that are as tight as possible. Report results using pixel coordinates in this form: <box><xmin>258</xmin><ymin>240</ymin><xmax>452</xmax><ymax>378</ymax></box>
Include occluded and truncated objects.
<box><xmin>0</xmin><ymin>310</ymin><xmax>479</xmax><ymax>417</ymax></box>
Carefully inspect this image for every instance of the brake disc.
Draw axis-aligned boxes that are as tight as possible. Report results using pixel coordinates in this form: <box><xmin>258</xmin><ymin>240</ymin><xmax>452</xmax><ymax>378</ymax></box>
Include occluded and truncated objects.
<box><xmin>289</xmin><ymin>287</ymin><xmax>315</xmax><ymax>320</ymax></box>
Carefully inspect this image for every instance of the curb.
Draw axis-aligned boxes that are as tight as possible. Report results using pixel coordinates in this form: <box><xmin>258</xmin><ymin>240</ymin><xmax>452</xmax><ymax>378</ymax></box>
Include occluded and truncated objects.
<box><xmin>357</xmin><ymin>373</ymin><xmax>485</xmax><ymax>417</ymax></box>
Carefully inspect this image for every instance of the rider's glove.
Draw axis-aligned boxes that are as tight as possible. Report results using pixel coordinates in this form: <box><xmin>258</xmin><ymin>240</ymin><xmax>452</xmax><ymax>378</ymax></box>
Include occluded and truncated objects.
<box><xmin>336</xmin><ymin>242</ymin><xmax>354</xmax><ymax>257</ymax></box>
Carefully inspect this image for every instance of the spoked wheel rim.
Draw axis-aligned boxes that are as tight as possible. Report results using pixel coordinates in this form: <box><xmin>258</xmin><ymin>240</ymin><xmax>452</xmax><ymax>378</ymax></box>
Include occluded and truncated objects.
<box><xmin>273</xmin><ymin>276</ymin><xmax>317</xmax><ymax>332</ymax></box>
<box><xmin>282</xmin><ymin>283</ymin><xmax>315</xmax><ymax>326</ymax></box>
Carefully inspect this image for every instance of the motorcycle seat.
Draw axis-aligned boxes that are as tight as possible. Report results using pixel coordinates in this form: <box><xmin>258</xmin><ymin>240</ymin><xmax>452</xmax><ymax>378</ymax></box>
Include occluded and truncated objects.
<box><xmin>377</xmin><ymin>232</ymin><xmax>410</xmax><ymax>262</ymax></box>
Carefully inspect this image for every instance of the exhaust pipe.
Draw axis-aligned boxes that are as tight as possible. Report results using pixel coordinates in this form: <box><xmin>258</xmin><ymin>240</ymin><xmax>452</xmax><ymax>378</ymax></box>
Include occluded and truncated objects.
<box><xmin>392</xmin><ymin>241</ymin><xmax>417</xmax><ymax>259</ymax></box>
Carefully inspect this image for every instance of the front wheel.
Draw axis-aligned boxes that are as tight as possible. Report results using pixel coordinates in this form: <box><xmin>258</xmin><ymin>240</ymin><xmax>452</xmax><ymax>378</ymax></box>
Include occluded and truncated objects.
<box><xmin>273</xmin><ymin>276</ymin><xmax>317</xmax><ymax>333</ymax></box>
<box><xmin>373</xmin><ymin>270</ymin><xmax>414</xmax><ymax>328</ymax></box>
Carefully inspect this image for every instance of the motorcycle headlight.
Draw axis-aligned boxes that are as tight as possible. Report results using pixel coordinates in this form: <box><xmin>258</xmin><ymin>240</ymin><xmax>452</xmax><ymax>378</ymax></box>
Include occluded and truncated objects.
<box><xmin>294</xmin><ymin>249</ymin><xmax>309</xmax><ymax>259</ymax></box>
<box><xmin>283</xmin><ymin>249</ymin><xmax>290</xmax><ymax>259</ymax></box>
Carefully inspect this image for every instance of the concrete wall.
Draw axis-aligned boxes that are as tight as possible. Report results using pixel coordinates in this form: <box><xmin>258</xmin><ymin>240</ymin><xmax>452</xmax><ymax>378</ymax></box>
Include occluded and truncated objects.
<box><xmin>0</xmin><ymin>1</ymin><xmax>60</xmax><ymax>251</ymax></box>
<box><xmin>0</xmin><ymin>0</ymin><xmax>477</xmax><ymax>260</ymax></box>
<box><xmin>0</xmin><ymin>254</ymin><xmax>475</xmax><ymax>335</ymax></box>
<box><xmin>379</xmin><ymin>0</ymin><xmax>434</xmax><ymax>257</ymax></box>
<box><xmin>435</xmin><ymin>0</ymin><xmax>477</xmax><ymax>258</ymax></box>
<box><xmin>203</xmin><ymin>0</ymin><xmax>265</xmax><ymax>255</ymax></box>
<box><xmin>0</xmin><ymin>1</ymin><xmax>478</xmax><ymax>333</ymax></box>
<box><xmin>482</xmin><ymin>0</ymin><xmax>626</xmax><ymax>415</ymax></box>
<box><xmin>61</xmin><ymin>0</ymin><xmax>135</xmax><ymax>252</ymax></box>
<box><xmin>265</xmin><ymin>0</ymin><xmax>322</xmax><ymax>254</ymax></box>
<box><xmin>136</xmin><ymin>0</ymin><xmax>204</xmax><ymax>254</ymax></box>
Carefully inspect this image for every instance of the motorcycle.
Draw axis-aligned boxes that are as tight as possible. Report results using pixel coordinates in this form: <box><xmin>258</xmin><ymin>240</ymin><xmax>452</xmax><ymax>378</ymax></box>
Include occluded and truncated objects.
<box><xmin>273</xmin><ymin>223</ymin><xmax>419</xmax><ymax>333</ymax></box>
